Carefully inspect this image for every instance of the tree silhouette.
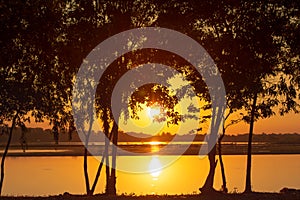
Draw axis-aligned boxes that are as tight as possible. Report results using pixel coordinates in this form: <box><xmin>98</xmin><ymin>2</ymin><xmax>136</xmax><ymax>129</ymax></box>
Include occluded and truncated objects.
<box><xmin>51</xmin><ymin>1</ymin><xmax>209</xmax><ymax>195</ymax></box>
<box><xmin>154</xmin><ymin>0</ymin><xmax>300</xmax><ymax>193</ymax></box>
<box><xmin>0</xmin><ymin>1</ymin><xmax>47</xmax><ymax>194</ymax></box>
<box><xmin>92</xmin><ymin>46</ymin><xmax>206</xmax><ymax>194</ymax></box>
<box><xmin>0</xmin><ymin>1</ymin><xmax>74</xmax><ymax>195</ymax></box>
<box><xmin>191</xmin><ymin>1</ymin><xmax>300</xmax><ymax>193</ymax></box>
<box><xmin>1</xmin><ymin>0</ymin><xmax>299</xmax><ymax>196</ymax></box>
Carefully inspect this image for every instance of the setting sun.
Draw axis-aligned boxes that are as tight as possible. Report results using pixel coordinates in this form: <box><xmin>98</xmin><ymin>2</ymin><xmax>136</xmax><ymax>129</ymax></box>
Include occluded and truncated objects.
<box><xmin>146</xmin><ymin>106</ymin><xmax>162</xmax><ymax>120</ymax></box>
<box><xmin>149</xmin><ymin>141</ymin><xmax>162</xmax><ymax>145</ymax></box>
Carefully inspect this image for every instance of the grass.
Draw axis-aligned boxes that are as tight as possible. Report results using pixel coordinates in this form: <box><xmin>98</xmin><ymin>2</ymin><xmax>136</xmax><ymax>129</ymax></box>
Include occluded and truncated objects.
<box><xmin>2</xmin><ymin>192</ymin><xmax>300</xmax><ymax>200</ymax></box>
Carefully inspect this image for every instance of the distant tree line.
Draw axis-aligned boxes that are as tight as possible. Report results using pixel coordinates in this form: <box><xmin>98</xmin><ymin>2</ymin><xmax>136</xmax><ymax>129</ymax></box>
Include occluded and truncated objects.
<box><xmin>2</xmin><ymin>127</ymin><xmax>300</xmax><ymax>145</ymax></box>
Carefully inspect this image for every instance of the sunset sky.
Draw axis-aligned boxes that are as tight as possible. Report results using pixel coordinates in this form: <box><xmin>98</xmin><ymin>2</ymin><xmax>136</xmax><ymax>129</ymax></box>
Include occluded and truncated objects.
<box><xmin>26</xmin><ymin>77</ymin><xmax>300</xmax><ymax>136</ymax></box>
<box><xmin>26</xmin><ymin>72</ymin><xmax>300</xmax><ymax>136</ymax></box>
<box><xmin>114</xmin><ymin>72</ymin><xmax>300</xmax><ymax>136</ymax></box>
<box><xmin>27</xmin><ymin>102</ymin><xmax>300</xmax><ymax>135</ymax></box>
<box><xmin>118</xmin><ymin>105</ymin><xmax>300</xmax><ymax>135</ymax></box>
<box><xmin>115</xmin><ymin>70</ymin><xmax>300</xmax><ymax>136</ymax></box>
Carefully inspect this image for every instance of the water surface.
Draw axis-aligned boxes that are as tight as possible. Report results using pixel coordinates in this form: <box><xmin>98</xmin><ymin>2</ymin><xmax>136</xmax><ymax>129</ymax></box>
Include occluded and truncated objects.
<box><xmin>3</xmin><ymin>155</ymin><xmax>300</xmax><ymax>196</ymax></box>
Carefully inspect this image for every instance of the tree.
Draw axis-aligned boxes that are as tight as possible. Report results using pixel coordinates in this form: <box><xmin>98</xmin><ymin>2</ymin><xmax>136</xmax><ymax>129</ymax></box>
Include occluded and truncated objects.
<box><xmin>0</xmin><ymin>1</ymin><xmax>44</xmax><ymax>193</ymax></box>
<box><xmin>155</xmin><ymin>0</ymin><xmax>300</xmax><ymax>193</ymax></box>
<box><xmin>238</xmin><ymin>2</ymin><xmax>300</xmax><ymax>193</ymax></box>
<box><xmin>68</xmin><ymin>0</ymin><xmax>300</xmax><ymax>195</ymax></box>
<box><xmin>0</xmin><ymin>1</ymin><xmax>73</xmax><ymax>195</ymax></box>
<box><xmin>54</xmin><ymin>0</ymin><xmax>211</xmax><ymax>195</ymax></box>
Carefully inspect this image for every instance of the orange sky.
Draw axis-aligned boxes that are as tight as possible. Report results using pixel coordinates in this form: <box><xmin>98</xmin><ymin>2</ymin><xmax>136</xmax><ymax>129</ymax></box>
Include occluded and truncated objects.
<box><xmin>25</xmin><ymin>74</ymin><xmax>300</xmax><ymax>135</ymax></box>
<box><xmin>26</xmin><ymin>110</ymin><xmax>300</xmax><ymax>135</ymax></box>
<box><xmin>227</xmin><ymin>112</ymin><xmax>300</xmax><ymax>134</ymax></box>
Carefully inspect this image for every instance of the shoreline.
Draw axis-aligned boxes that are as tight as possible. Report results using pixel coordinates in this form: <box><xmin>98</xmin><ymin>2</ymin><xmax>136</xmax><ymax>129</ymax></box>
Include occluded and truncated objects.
<box><xmin>1</xmin><ymin>143</ymin><xmax>300</xmax><ymax>157</ymax></box>
<box><xmin>2</xmin><ymin>152</ymin><xmax>300</xmax><ymax>157</ymax></box>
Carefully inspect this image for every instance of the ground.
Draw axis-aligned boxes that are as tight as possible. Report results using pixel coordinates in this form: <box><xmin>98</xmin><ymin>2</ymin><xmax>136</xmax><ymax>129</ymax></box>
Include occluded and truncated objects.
<box><xmin>2</xmin><ymin>192</ymin><xmax>300</xmax><ymax>200</ymax></box>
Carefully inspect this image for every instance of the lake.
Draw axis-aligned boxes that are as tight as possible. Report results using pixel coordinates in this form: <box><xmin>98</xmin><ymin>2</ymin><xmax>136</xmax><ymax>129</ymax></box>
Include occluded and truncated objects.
<box><xmin>2</xmin><ymin>155</ymin><xmax>300</xmax><ymax>196</ymax></box>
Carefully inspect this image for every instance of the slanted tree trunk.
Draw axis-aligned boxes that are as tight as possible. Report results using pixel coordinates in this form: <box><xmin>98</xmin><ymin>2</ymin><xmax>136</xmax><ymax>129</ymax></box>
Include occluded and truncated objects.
<box><xmin>90</xmin><ymin>127</ymin><xmax>114</xmax><ymax>195</ymax></box>
<box><xmin>104</xmin><ymin>137</ymin><xmax>111</xmax><ymax>194</ymax></box>
<box><xmin>218</xmin><ymin>132</ymin><xmax>228</xmax><ymax>193</ymax></box>
<box><xmin>90</xmin><ymin>153</ymin><xmax>105</xmax><ymax>195</ymax></box>
<box><xmin>102</xmin><ymin>110</ymin><xmax>113</xmax><ymax>195</ymax></box>
<box><xmin>244</xmin><ymin>92</ymin><xmax>258</xmax><ymax>193</ymax></box>
<box><xmin>217</xmin><ymin>109</ymin><xmax>233</xmax><ymax>193</ymax></box>
<box><xmin>0</xmin><ymin>112</ymin><xmax>18</xmax><ymax>196</ymax></box>
<box><xmin>83</xmin><ymin>115</ymin><xmax>94</xmax><ymax>196</ymax></box>
<box><xmin>200</xmin><ymin>145</ymin><xmax>218</xmax><ymax>193</ymax></box>
<box><xmin>84</xmin><ymin>147</ymin><xmax>92</xmax><ymax>196</ymax></box>
<box><xmin>108</xmin><ymin>121</ymin><xmax>118</xmax><ymax>195</ymax></box>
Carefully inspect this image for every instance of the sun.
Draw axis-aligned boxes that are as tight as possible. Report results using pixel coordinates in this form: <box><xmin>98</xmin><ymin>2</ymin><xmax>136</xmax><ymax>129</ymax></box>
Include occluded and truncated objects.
<box><xmin>146</xmin><ymin>106</ymin><xmax>161</xmax><ymax>119</ymax></box>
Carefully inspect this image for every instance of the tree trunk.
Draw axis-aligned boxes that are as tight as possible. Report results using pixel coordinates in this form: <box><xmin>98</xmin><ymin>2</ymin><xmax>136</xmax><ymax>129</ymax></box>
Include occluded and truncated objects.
<box><xmin>90</xmin><ymin>126</ymin><xmax>114</xmax><ymax>195</ymax></box>
<box><xmin>104</xmin><ymin>136</ymin><xmax>111</xmax><ymax>194</ymax></box>
<box><xmin>84</xmin><ymin>147</ymin><xmax>92</xmax><ymax>196</ymax></box>
<box><xmin>244</xmin><ymin>92</ymin><xmax>258</xmax><ymax>193</ymax></box>
<box><xmin>102</xmin><ymin>111</ymin><xmax>112</xmax><ymax>195</ymax></box>
<box><xmin>83</xmin><ymin>119</ymin><xmax>93</xmax><ymax>196</ymax></box>
<box><xmin>218</xmin><ymin>132</ymin><xmax>228</xmax><ymax>193</ymax></box>
<box><xmin>109</xmin><ymin>121</ymin><xmax>118</xmax><ymax>195</ymax></box>
<box><xmin>90</xmin><ymin>155</ymin><xmax>105</xmax><ymax>195</ymax></box>
<box><xmin>200</xmin><ymin>145</ymin><xmax>218</xmax><ymax>193</ymax></box>
<box><xmin>0</xmin><ymin>112</ymin><xmax>18</xmax><ymax>196</ymax></box>
<box><xmin>217</xmin><ymin>109</ymin><xmax>232</xmax><ymax>193</ymax></box>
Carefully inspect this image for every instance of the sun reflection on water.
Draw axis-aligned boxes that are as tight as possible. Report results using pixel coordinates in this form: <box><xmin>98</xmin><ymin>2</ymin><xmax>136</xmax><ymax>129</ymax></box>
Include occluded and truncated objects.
<box><xmin>150</xmin><ymin>141</ymin><xmax>161</xmax><ymax>153</ymax></box>
<box><xmin>148</xmin><ymin>156</ymin><xmax>162</xmax><ymax>179</ymax></box>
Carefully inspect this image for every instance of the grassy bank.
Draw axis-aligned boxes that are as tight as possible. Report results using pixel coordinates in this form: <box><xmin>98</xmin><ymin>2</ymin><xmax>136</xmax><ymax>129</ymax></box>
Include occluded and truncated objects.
<box><xmin>2</xmin><ymin>192</ymin><xmax>300</xmax><ymax>200</ymax></box>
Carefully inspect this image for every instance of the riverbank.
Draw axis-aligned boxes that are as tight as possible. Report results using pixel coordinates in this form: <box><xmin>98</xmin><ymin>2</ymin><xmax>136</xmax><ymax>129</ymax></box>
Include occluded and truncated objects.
<box><xmin>2</xmin><ymin>192</ymin><xmax>300</xmax><ymax>200</ymax></box>
<box><xmin>1</xmin><ymin>142</ymin><xmax>300</xmax><ymax>156</ymax></box>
